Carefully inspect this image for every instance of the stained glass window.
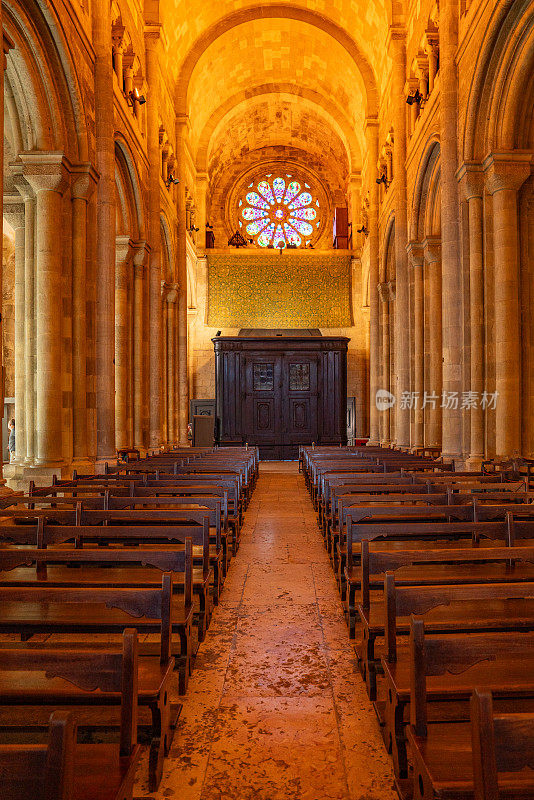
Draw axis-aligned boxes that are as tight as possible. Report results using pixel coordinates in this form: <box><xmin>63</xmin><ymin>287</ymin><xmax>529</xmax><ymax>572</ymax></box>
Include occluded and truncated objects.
<box><xmin>241</xmin><ymin>175</ymin><xmax>319</xmax><ymax>249</ymax></box>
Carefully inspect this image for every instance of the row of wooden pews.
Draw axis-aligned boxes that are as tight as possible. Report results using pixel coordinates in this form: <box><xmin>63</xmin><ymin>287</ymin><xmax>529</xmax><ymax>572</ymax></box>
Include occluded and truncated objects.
<box><xmin>302</xmin><ymin>445</ymin><xmax>534</xmax><ymax>800</ymax></box>
<box><xmin>0</xmin><ymin>446</ymin><xmax>258</xmax><ymax>799</ymax></box>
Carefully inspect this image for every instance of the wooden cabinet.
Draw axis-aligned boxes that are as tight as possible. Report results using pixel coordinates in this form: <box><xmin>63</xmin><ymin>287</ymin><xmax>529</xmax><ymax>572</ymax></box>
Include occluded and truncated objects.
<box><xmin>213</xmin><ymin>333</ymin><xmax>349</xmax><ymax>459</ymax></box>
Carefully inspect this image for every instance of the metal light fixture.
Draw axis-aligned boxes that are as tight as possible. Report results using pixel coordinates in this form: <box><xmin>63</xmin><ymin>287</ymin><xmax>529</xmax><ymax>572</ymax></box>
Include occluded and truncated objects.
<box><xmin>127</xmin><ymin>87</ymin><xmax>146</xmax><ymax>107</ymax></box>
<box><xmin>165</xmin><ymin>172</ymin><xmax>180</xmax><ymax>188</ymax></box>
<box><xmin>406</xmin><ymin>89</ymin><xmax>422</xmax><ymax>106</ymax></box>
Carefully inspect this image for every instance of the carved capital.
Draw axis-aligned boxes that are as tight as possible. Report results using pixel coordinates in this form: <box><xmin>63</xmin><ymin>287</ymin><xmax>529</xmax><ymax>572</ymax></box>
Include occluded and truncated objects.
<box><xmin>3</xmin><ymin>196</ymin><xmax>25</xmax><ymax>229</ymax></box>
<box><xmin>483</xmin><ymin>153</ymin><xmax>531</xmax><ymax>195</ymax></box>
<box><xmin>132</xmin><ymin>240</ymin><xmax>149</xmax><ymax>275</ymax></box>
<box><xmin>116</xmin><ymin>235</ymin><xmax>134</xmax><ymax>266</ymax></box>
<box><xmin>71</xmin><ymin>163</ymin><xmax>99</xmax><ymax>202</ymax></box>
<box><xmin>406</xmin><ymin>241</ymin><xmax>424</xmax><ymax>268</ymax></box>
<box><xmin>423</xmin><ymin>236</ymin><xmax>441</xmax><ymax>264</ymax></box>
<box><xmin>457</xmin><ymin>162</ymin><xmax>484</xmax><ymax>200</ymax></box>
<box><xmin>20</xmin><ymin>152</ymin><xmax>70</xmax><ymax>195</ymax></box>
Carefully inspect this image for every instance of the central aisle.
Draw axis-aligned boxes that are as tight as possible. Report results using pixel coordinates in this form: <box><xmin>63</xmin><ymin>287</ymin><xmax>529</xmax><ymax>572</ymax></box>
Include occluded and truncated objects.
<box><xmin>149</xmin><ymin>462</ymin><xmax>396</xmax><ymax>800</ymax></box>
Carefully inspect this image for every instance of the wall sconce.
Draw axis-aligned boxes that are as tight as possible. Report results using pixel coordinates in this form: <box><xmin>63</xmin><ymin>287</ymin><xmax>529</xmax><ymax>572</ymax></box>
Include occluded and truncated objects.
<box><xmin>127</xmin><ymin>87</ymin><xmax>146</xmax><ymax>107</ymax></box>
<box><xmin>165</xmin><ymin>172</ymin><xmax>180</xmax><ymax>188</ymax></box>
<box><xmin>188</xmin><ymin>225</ymin><xmax>200</xmax><ymax>233</ymax></box>
<box><xmin>206</xmin><ymin>222</ymin><xmax>213</xmax><ymax>229</ymax></box>
<box><xmin>406</xmin><ymin>89</ymin><xmax>422</xmax><ymax>106</ymax></box>
<box><xmin>376</xmin><ymin>173</ymin><xmax>389</xmax><ymax>187</ymax></box>
<box><xmin>357</xmin><ymin>225</ymin><xmax>369</xmax><ymax>236</ymax></box>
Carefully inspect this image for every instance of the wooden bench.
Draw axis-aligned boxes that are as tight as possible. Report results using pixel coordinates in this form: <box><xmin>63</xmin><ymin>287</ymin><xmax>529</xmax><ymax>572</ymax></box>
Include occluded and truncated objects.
<box><xmin>0</xmin><ymin>572</ymin><xmax>194</xmax><ymax>695</ymax></box>
<box><xmin>358</xmin><ymin>576</ymin><xmax>534</xmax><ymax>700</ymax></box>
<box><xmin>471</xmin><ymin>689</ymin><xmax>534</xmax><ymax>800</ymax></box>
<box><xmin>381</xmin><ymin>617</ymin><xmax>534</xmax><ymax>781</ymax></box>
<box><xmin>0</xmin><ymin>627</ymin><xmax>173</xmax><ymax>790</ymax></box>
<box><xmin>0</xmin><ymin>709</ymin><xmax>141</xmax><ymax>800</ymax></box>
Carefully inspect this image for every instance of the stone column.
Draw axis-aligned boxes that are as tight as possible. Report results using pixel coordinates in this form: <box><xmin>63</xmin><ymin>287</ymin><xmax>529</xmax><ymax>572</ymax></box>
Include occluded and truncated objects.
<box><xmin>378</xmin><ymin>282</ymin><xmax>391</xmax><ymax>445</ymax></box>
<box><xmin>176</xmin><ymin>116</ymin><xmax>190</xmax><ymax>444</ymax></box>
<box><xmin>21</xmin><ymin>154</ymin><xmax>69</xmax><ymax>466</ymax></box>
<box><xmin>196</xmin><ymin>173</ymin><xmax>208</xmax><ymax>251</ymax></box>
<box><xmin>13</xmin><ymin>173</ymin><xmax>35</xmax><ymax>463</ymax></box>
<box><xmin>426</xmin><ymin>31</ymin><xmax>439</xmax><ymax>94</ymax></box>
<box><xmin>3</xmin><ymin>199</ymin><xmax>25</xmax><ymax>462</ymax></box>
<box><xmin>365</xmin><ymin>118</ymin><xmax>380</xmax><ymax>444</ymax></box>
<box><xmin>1</xmin><ymin>34</ymin><xmax>14</xmax><ymax>481</ymax></box>
<box><xmin>424</xmin><ymin>239</ymin><xmax>443</xmax><ymax>448</ymax></box>
<box><xmin>71</xmin><ymin>166</ymin><xmax>97</xmax><ymax>468</ymax></box>
<box><xmin>132</xmin><ymin>243</ymin><xmax>148</xmax><ymax>451</ymax></box>
<box><xmin>458</xmin><ymin>164</ymin><xmax>485</xmax><ymax>467</ymax></box>
<box><xmin>440</xmin><ymin>0</ymin><xmax>463</xmax><ymax>460</ymax></box>
<box><xmin>92</xmin><ymin>0</ymin><xmax>116</xmax><ymax>460</ymax></box>
<box><xmin>145</xmin><ymin>27</ymin><xmax>163</xmax><ymax>449</ymax></box>
<box><xmin>166</xmin><ymin>285</ymin><xmax>178</xmax><ymax>443</ymax></box>
<box><xmin>349</xmin><ymin>174</ymin><xmax>362</xmax><ymax>251</ymax></box>
<box><xmin>484</xmin><ymin>154</ymin><xmax>531</xmax><ymax>458</ymax></box>
<box><xmin>115</xmin><ymin>236</ymin><xmax>133</xmax><ymax>449</ymax></box>
<box><xmin>389</xmin><ymin>28</ymin><xmax>410</xmax><ymax>448</ymax></box>
<box><xmin>408</xmin><ymin>243</ymin><xmax>425</xmax><ymax>449</ymax></box>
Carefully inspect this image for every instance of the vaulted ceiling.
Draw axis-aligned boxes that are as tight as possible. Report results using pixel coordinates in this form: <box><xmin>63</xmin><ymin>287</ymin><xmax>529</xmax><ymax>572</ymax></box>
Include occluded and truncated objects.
<box><xmin>159</xmin><ymin>1</ymin><xmax>393</xmax><ymax>207</ymax></box>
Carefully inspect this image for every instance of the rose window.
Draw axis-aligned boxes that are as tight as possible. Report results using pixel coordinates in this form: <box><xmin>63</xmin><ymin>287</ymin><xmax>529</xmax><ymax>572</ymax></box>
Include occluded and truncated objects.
<box><xmin>238</xmin><ymin>175</ymin><xmax>320</xmax><ymax>248</ymax></box>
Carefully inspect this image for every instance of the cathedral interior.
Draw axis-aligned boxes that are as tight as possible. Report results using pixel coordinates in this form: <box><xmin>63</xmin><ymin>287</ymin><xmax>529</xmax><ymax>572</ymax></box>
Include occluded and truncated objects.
<box><xmin>0</xmin><ymin>1</ymin><xmax>534</xmax><ymax>798</ymax></box>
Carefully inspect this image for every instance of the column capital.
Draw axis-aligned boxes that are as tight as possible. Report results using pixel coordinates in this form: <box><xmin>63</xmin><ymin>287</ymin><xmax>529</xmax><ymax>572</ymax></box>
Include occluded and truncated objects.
<box><xmin>132</xmin><ymin>239</ymin><xmax>150</xmax><ymax>274</ymax></box>
<box><xmin>364</xmin><ymin>116</ymin><xmax>379</xmax><ymax>135</ymax></box>
<box><xmin>377</xmin><ymin>282</ymin><xmax>389</xmax><ymax>302</ymax></box>
<box><xmin>423</xmin><ymin>236</ymin><xmax>441</xmax><ymax>264</ymax></box>
<box><xmin>144</xmin><ymin>23</ymin><xmax>163</xmax><ymax>47</ymax></box>
<box><xmin>115</xmin><ymin>235</ymin><xmax>134</xmax><ymax>265</ymax></box>
<box><xmin>387</xmin><ymin>26</ymin><xmax>406</xmax><ymax>51</ymax></box>
<box><xmin>406</xmin><ymin>241</ymin><xmax>424</xmax><ymax>268</ymax></box>
<box><xmin>71</xmin><ymin>163</ymin><xmax>99</xmax><ymax>201</ymax></box>
<box><xmin>386</xmin><ymin>280</ymin><xmax>396</xmax><ymax>301</ymax></box>
<box><xmin>3</xmin><ymin>196</ymin><xmax>25</xmax><ymax>229</ymax></box>
<box><xmin>457</xmin><ymin>161</ymin><xmax>484</xmax><ymax>200</ymax></box>
<box><xmin>483</xmin><ymin>152</ymin><xmax>531</xmax><ymax>195</ymax></box>
<box><xmin>10</xmin><ymin>163</ymin><xmax>34</xmax><ymax>203</ymax></box>
<box><xmin>20</xmin><ymin>152</ymin><xmax>70</xmax><ymax>195</ymax></box>
<box><xmin>163</xmin><ymin>281</ymin><xmax>179</xmax><ymax>303</ymax></box>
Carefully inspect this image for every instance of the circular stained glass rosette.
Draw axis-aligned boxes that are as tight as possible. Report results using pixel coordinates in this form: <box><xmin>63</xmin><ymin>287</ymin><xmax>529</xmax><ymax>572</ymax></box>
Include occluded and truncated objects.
<box><xmin>241</xmin><ymin>177</ymin><xmax>318</xmax><ymax>248</ymax></box>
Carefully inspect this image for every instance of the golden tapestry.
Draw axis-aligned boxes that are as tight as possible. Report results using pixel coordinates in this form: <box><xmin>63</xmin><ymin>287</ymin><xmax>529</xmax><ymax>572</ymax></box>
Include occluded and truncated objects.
<box><xmin>207</xmin><ymin>254</ymin><xmax>352</xmax><ymax>328</ymax></box>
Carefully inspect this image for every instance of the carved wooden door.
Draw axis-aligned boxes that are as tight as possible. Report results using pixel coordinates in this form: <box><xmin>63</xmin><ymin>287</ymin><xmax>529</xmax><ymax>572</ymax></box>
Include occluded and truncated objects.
<box><xmin>243</xmin><ymin>355</ymin><xmax>283</xmax><ymax>459</ymax></box>
<box><xmin>280</xmin><ymin>355</ymin><xmax>319</xmax><ymax>459</ymax></box>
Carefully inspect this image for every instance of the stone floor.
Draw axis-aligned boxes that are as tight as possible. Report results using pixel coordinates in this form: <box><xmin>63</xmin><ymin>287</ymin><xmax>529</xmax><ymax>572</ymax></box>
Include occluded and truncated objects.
<box><xmin>139</xmin><ymin>462</ymin><xmax>396</xmax><ymax>800</ymax></box>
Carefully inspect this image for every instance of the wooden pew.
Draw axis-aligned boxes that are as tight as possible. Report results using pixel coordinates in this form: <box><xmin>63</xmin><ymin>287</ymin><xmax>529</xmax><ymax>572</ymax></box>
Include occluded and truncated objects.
<box><xmin>0</xmin><ymin>709</ymin><xmax>141</xmax><ymax>800</ymax></box>
<box><xmin>0</xmin><ymin>538</ymin><xmax>211</xmax><ymax>643</ymax></box>
<box><xmin>358</xmin><ymin>575</ymin><xmax>534</xmax><ymax>700</ymax></box>
<box><xmin>406</xmin><ymin>666</ymin><xmax>534</xmax><ymax>798</ymax></box>
<box><xmin>381</xmin><ymin>616</ymin><xmax>534</xmax><ymax>781</ymax></box>
<box><xmin>0</xmin><ymin>572</ymin><xmax>195</xmax><ymax>696</ymax></box>
<box><xmin>471</xmin><ymin>689</ymin><xmax>534</xmax><ymax>800</ymax></box>
<box><xmin>0</xmin><ymin>628</ymin><xmax>172</xmax><ymax>790</ymax></box>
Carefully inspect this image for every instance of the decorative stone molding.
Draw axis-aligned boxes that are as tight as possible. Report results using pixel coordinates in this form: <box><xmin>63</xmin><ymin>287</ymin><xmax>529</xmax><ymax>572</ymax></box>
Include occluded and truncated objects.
<box><xmin>386</xmin><ymin>280</ymin><xmax>396</xmax><ymax>301</ymax></box>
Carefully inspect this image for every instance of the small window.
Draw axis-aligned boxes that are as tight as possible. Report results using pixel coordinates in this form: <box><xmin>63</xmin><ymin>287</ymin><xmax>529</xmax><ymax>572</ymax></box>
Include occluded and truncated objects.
<box><xmin>289</xmin><ymin>363</ymin><xmax>310</xmax><ymax>391</ymax></box>
<box><xmin>254</xmin><ymin>363</ymin><xmax>274</xmax><ymax>391</ymax></box>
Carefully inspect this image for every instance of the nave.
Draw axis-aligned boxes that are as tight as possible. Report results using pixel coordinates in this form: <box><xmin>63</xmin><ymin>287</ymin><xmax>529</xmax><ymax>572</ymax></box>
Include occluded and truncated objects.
<box><xmin>150</xmin><ymin>462</ymin><xmax>395</xmax><ymax>800</ymax></box>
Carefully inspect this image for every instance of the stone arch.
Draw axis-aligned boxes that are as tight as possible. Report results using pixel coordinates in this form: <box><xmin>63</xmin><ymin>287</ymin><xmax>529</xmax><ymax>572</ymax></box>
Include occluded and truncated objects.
<box><xmin>114</xmin><ymin>139</ymin><xmax>145</xmax><ymax>239</ymax></box>
<box><xmin>195</xmin><ymin>85</ymin><xmax>361</xmax><ymax>174</ymax></box>
<box><xmin>463</xmin><ymin>0</ymin><xmax>534</xmax><ymax>160</ymax></box>
<box><xmin>380</xmin><ymin>214</ymin><xmax>396</xmax><ymax>283</ymax></box>
<box><xmin>3</xmin><ymin>0</ymin><xmax>88</xmax><ymax>159</ymax></box>
<box><xmin>175</xmin><ymin>4</ymin><xmax>378</xmax><ymax>119</ymax></box>
<box><xmin>410</xmin><ymin>137</ymin><xmax>441</xmax><ymax>241</ymax></box>
<box><xmin>160</xmin><ymin>213</ymin><xmax>175</xmax><ymax>284</ymax></box>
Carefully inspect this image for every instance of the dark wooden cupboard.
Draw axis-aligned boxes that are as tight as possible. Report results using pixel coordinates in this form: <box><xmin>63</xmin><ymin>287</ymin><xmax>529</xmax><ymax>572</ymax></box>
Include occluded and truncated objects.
<box><xmin>213</xmin><ymin>332</ymin><xmax>349</xmax><ymax>459</ymax></box>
